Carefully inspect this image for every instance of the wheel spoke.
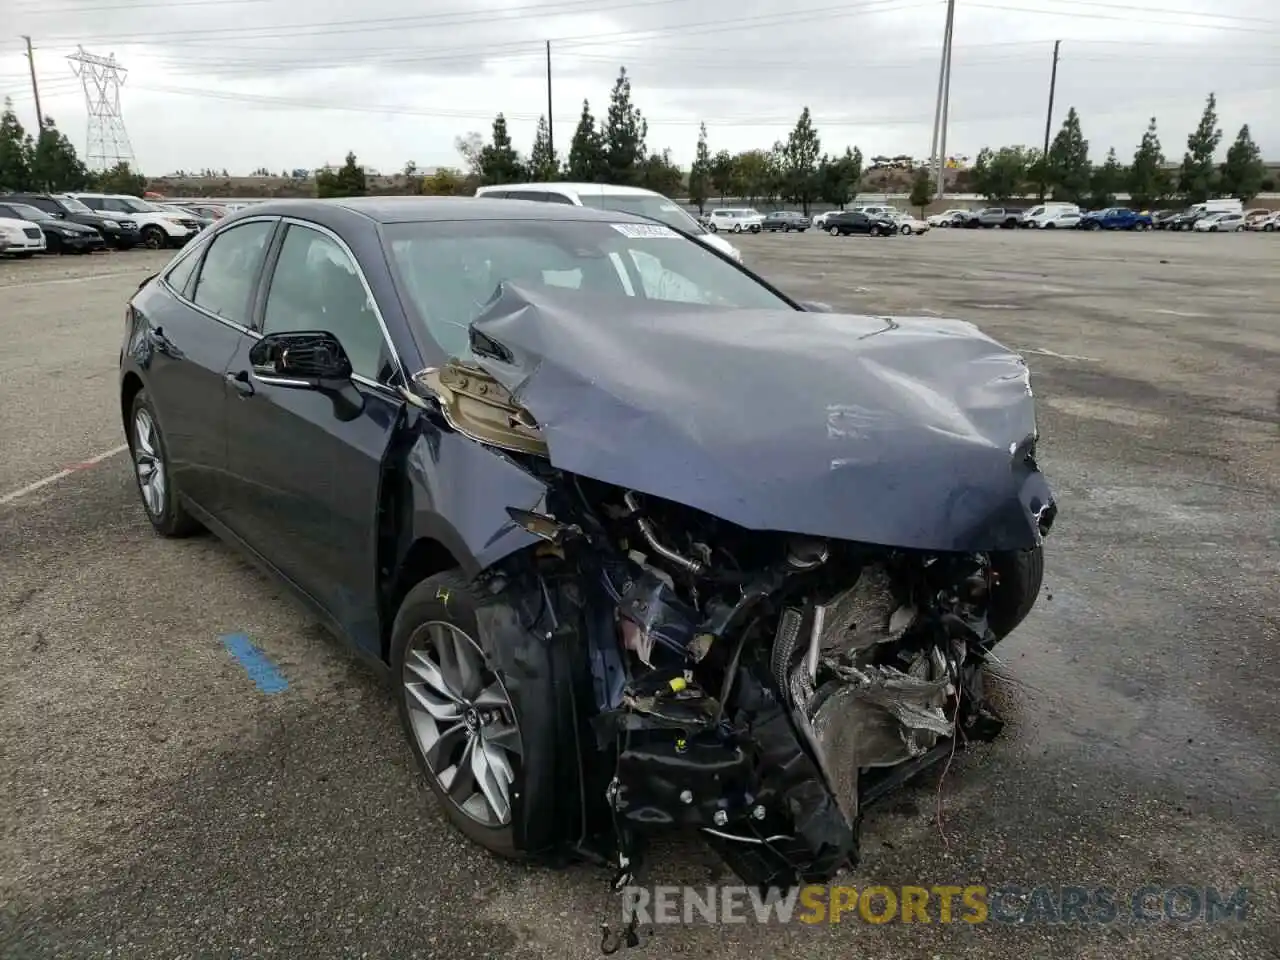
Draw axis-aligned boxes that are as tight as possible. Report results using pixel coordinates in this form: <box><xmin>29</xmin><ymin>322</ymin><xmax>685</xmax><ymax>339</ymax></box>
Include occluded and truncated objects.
<box><xmin>405</xmin><ymin>682</ymin><xmax>462</xmax><ymax>722</ymax></box>
<box><xmin>431</xmin><ymin>623</ymin><xmax>466</xmax><ymax>699</ymax></box>
<box><xmin>423</xmin><ymin>721</ymin><xmax>467</xmax><ymax>771</ymax></box>
<box><xmin>483</xmin><ymin>721</ymin><xmax>521</xmax><ymax>757</ymax></box>
<box><xmin>406</xmin><ymin>649</ymin><xmax>462</xmax><ymax>705</ymax></box>
<box><xmin>453</xmin><ymin>635</ymin><xmax>484</xmax><ymax>701</ymax></box>
<box><xmin>472</xmin><ymin>737</ymin><xmax>511</xmax><ymax>822</ymax></box>
<box><xmin>444</xmin><ymin>737</ymin><xmax>478</xmax><ymax>803</ymax></box>
<box><xmin>473</xmin><ymin>683</ymin><xmax>506</xmax><ymax>709</ymax></box>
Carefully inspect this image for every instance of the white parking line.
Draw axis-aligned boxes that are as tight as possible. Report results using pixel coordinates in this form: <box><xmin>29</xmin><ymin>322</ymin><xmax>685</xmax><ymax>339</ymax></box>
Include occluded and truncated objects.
<box><xmin>0</xmin><ymin>444</ymin><xmax>130</xmax><ymax>506</ymax></box>
<box><xmin>0</xmin><ymin>269</ymin><xmax>144</xmax><ymax>290</ymax></box>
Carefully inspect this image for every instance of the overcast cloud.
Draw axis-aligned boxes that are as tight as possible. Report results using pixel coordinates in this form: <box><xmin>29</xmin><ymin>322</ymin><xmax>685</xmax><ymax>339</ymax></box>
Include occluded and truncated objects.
<box><xmin>1</xmin><ymin>0</ymin><xmax>1276</xmax><ymax>175</ymax></box>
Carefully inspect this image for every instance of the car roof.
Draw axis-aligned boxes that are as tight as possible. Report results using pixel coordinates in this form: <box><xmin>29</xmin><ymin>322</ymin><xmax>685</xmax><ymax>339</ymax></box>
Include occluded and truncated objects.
<box><xmin>482</xmin><ymin>182</ymin><xmax>663</xmax><ymax>198</ymax></box>
<box><xmin>223</xmin><ymin>196</ymin><xmax>657</xmax><ymax>225</ymax></box>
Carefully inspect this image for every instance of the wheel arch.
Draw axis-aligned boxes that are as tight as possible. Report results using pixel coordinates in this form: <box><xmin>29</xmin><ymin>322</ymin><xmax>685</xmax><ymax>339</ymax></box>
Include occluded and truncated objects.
<box><xmin>120</xmin><ymin>370</ymin><xmax>145</xmax><ymax>437</ymax></box>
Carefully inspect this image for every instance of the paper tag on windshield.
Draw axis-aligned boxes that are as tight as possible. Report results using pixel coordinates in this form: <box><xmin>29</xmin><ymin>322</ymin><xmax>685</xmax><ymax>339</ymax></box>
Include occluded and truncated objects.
<box><xmin>611</xmin><ymin>223</ymin><xmax>679</xmax><ymax>239</ymax></box>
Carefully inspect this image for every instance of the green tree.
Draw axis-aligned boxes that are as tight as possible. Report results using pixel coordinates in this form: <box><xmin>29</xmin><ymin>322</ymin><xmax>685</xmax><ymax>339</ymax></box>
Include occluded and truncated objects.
<box><xmin>688</xmin><ymin>123</ymin><xmax>711</xmax><ymax>213</ymax></box>
<box><xmin>0</xmin><ymin>100</ymin><xmax>34</xmax><ymax>191</ymax></box>
<box><xmin>525</xmin><ymin>115</ymin><xmax>559</xmax><ymax>181</ymax></box>
<box><xmin>31</xmin><ymin>116</ymin><xmax>90</xmax><ymax>191</ymax></box>
<box><xmin>1127</xmin><ymin>117</ymin><xmax>1171</xmax><ymax>209</ymax></box>
<box><xmin>1088</xmin><ymin>148</ymin><xmax>1125</xmax><ymax>208</ymax></box>
<box><xmin>1178</xmin><ymin>92</ymin><xmax>1221</xmax><ymax>203</ymax></box>
<box><xmin>567</xmin><ymin>100</ymin><xmax>606</xmax><ymax>182</ymax></box>
<box><xmin>638</xmin><ymin>149</ymin><xmax>683</xmax><ymax>198</ymax></box>
<box><xmin>602</xmin><ymin>67</ymin><xmax>647</xmax><ymax>185</ymax></box>
<box><xmin>315</xmin><ymin>151</ymin><xmax>366</xmax><ymax>198</ymax></box>
<box><xmin>1219</xmin><ymin>124</ymin><xmax>1265</xmax><ymax>202</ymax></box>
<box><xmin>781</xmin><ymin>106</ymin><xmax>822</xmax><ymax>213</ymax></box>
<box><xmin>96</xmin><ymin>161</ymin><xmax>146</xmax><ymax>196</ymax></box>
<box><xmin>422</xmin><ymin>167</ymin><xmax>465</xmax><ymax>195</ymax></box>
<box><xmin>908</xmin><ymin>167</ymin><xmax>932</xmax><ymax>214</ymax></box>
<box><xmin>1045</xmin><ymin>107</ymin><xmax>1090</xmax><ymax>203</ymax></box>
<box><xmin>733</xmin><ymin>150</ymin><xmax>773</xmax><ymax>203</ymax></box>
<box><xmin>709</xmin><ymin>149</ymin><xmax>735</xmax><ymax>201</ymax></box>
<box><xmin>817</xmin><ymin>147</ymin><xmax>862</xmax><ymax>208</ymax></box>
<box><xmin>478</xmin><ymin>113</ymin><xmax>523</xmax><ymax>185</ymax></box>
<box><xmin>973</xmin><ymin>146</ymin><xmax>1032</xmax><ymax>201</ymax></box>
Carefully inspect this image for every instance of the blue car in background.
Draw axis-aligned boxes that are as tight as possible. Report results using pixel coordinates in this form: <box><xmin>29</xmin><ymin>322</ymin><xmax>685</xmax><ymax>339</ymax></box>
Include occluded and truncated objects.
<box><xmin>1078</xmin><ymin>207</ymin><xmax>1154</xmax><ymax>231</ymax></box>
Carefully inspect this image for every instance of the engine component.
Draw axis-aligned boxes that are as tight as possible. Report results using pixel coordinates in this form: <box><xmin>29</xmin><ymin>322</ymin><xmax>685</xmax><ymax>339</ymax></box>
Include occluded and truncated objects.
<box><xmin>622</xmin><ymin>491</ymin><xmax>705</xmax><ymax>575</ymax></box>
<box><xmin>616</xmin><ymin>571</ymin><xmax>698</xmax><ymax>666</ymax></box>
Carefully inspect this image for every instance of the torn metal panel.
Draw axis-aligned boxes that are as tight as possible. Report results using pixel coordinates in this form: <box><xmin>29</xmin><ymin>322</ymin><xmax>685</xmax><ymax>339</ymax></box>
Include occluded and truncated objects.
<box><xmin>466</xmin><ymin>282</ymin><xmax>1053</xmax><ymax>553</ymax></box>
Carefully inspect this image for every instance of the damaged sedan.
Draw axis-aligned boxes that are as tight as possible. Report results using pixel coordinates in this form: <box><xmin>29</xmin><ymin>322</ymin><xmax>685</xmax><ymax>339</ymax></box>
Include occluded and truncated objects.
<box><xmin>120</xmin><ymin>197</ymin><xmax>1055</xmax><ymax>916</ymax></box>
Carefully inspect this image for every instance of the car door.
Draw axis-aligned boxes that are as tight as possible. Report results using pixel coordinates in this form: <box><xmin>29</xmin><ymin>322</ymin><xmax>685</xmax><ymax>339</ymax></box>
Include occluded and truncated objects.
<box><xmin>132</xmin><ymin>217</ymin><xmax>278</xmax><ymax>515</ymax></box>
<box><xmin>222</xmin><ymin>219</ymin><xmax>404</xmax><ymax>653</ymax></box>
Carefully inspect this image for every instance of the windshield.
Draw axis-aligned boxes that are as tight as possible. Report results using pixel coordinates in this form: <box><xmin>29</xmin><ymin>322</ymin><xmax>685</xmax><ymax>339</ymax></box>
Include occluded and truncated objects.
<box><xmin>59</xmin><ymin>196</ymin><xmax>92</xmax><ymax>214</ymax></box>
<box><xmin>384</xmin><ymin>218</ymin><xmax>795</xmax><ymax>359</ymax></box>
<box><xmin>5</xmin><ymin>203</ymin><xmax>46</xmax><ymax>220</ymax></box>
<box><xmin>120</xmin><ymin>197</ymin><xmax>162</xmax><ymax>213</ymax></box>
<box><xmin>578</xmin><ymin>193</ymin><xmax>705</xmax><ymax>234</ymax></box>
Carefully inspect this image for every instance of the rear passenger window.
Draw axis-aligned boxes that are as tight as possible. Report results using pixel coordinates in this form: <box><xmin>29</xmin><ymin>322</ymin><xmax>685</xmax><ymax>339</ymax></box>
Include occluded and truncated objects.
<box><xmin>190</xmin><ymin>221</ymin><xmax>275</xmax><ymax>327</ymax></box>
<box><xmin>543</xmin><ymin>192</ymin><xmax>575</xmax><ymax>204</ymax></box>
<box><xmin>165</xmin><ymin>248</ymin><xmax>201</xmax><ymax>298</ymax></box>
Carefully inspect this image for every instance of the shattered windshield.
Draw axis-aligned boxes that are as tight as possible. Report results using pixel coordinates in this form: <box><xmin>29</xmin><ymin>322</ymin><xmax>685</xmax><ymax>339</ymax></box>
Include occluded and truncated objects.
<box><xmin>384</xmin><ymin>218</ymin><xmax>795</xmax><ymax>359</ymax></box>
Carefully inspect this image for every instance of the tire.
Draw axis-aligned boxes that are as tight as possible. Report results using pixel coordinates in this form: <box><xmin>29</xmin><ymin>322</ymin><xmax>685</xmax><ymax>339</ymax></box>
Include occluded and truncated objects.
<box><xmin>987</xmin><ymin>546</ymin><xmax>1045</xmax><ymax>639</ymax></box>
<box><xmin>750</xmin><ymin>225</ymin><xmax>760</xmax><ymax>233</ymax></box>
<box><xmin>1209</xmin><ymin>226</ymin><xmax>1217</xmax><ymax>233</ymax></box>
<box><xmin>1044</xmin><ymin>223</ymin><xmax>1055</xmax><ymax>229</ymax></box>
<box><xmin>731</xmin><ymin>224</ymin><xmax>742</xmax><ymax>234</ymax></box>
<box><xmin>1264</xmin><ymin>223</ymin><xmax>1275</xmax><ymax>232</ymax></box>
<box><xmin>391</xmin><ymin>571</ymin><xmax>565</xmax><ymax>860</ymax></box>
<box><xmin>707</xmin><ymin>223</ymin><xmax>718</xmax><ymax>233</ymax></box>
<box><xmin>900</xmin><ymin>224</ymin><xmax>912</xmax><ymax>235</ymax></box>
<box><xmin>829</xmin><ymin>226</ymin><xmax>840</xmax><ymax>237</ymax></box>
<box><xmin>128</xmin><ymin>388</ymin><xmax>201</xmax><ymax>537</ymax></box>
<box><xmin>1088</xmin><ymin>221</ymin><xmax>1101</xmax><ymax>231</ymax></box>
<box><xmin>141</xmin><ymin>225</ymin><xmax>167</xmax><ymax>249</ymax></box>
<box><xmin>46</xmin><ymin>233</ymin><xmax>64</xmax><ymax>254</ymax></box>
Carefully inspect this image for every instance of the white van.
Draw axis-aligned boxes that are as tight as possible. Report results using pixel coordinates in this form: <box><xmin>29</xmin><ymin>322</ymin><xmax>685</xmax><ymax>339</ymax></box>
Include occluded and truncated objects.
<box><xmin>473</xmin><ymin>183</ymin><xmax>743</xmax><ymax>262</ymax></box>
<box><xmin>1020</xmin><ymin>202</ymin><xmax>1080</xmax><ymax>227</ymax></box>
<box><xmin>1189</xmin><ymin>198</ymin><xmax>1243</xmax><ymax>217</ymax></box>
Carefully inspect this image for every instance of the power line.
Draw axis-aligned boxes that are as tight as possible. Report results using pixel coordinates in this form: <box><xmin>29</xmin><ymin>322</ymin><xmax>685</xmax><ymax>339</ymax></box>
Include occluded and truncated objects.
<box><xmin>966</xmin><ymin>2</ymin><xmax>1280</xmax><ymax>33</ymax></box>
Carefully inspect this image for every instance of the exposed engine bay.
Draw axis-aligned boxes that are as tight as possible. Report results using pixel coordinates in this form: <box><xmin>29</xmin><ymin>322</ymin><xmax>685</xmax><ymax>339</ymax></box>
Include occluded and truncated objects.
<box><xmin>417</xmin><ymin>353</ymin><xmax>1055</xmax><ymax>903</ymax></box>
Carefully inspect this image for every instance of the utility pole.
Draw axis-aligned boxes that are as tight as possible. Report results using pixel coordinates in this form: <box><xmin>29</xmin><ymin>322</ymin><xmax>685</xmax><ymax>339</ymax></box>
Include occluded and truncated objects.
<box><xmin>545</xmin><ymin>41</ymin><xmax>554</xmax><ymax>158</ymax></box>
<box><xmin>1039</xmin><ymin>40</ymin><xmax>1061</xmax><ymax>200</ymax></box>
<box><xmin>929</xmin><ymin>0</ymin><xmax>956</xmax><ymax>202</ymax></box>
<box><xmin>23</xmin><ymin>36</ymin><xmax>45</xmax><ymax>131</ymax></box>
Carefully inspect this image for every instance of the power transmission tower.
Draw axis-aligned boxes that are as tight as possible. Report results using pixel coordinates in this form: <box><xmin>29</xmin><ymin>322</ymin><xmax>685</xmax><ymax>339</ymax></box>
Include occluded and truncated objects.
<box><xmin>68</xmin><ymin>46</ymin><xmax>135</xmax><ymax>171</ymax></box>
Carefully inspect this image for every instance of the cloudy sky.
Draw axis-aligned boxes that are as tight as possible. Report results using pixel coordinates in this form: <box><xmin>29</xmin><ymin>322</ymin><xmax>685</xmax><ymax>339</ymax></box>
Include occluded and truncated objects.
<box><xmin>1</xmin><ymin>0</ymin><xmax>1276</xmax><ymax>176</ymax></box>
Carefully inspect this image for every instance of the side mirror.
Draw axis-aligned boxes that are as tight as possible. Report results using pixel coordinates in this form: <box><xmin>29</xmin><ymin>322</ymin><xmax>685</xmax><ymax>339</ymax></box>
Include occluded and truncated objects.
<box><xmin>249</xmin><ymin>331</ymin><xmax>353</xmax><ymax>389</ymax></box>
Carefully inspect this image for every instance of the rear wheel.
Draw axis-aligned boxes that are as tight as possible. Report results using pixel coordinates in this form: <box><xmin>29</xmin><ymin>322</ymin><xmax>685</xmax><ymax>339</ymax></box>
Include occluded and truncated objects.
<box><xmin>870</xmin><ymin>226</ymin><xmax>881</xmax><ymax>237</ymax></box>
<box><xmin>141</xmin><ymin>225</ymin><xmax>167</xmax><ymax>249</ymax></box>
<box><xmin>900</xmin><ymin>224</ymin><xmax>912</xmax><ymax>235</ymax></box>
<box><xmin>829</xmin><ymin>226</ymin><xmax>840</xmax><ymax>237</ymax></box>
<box><xmin>128</xmin><ymin>389</ymin><xmax>202</xmax><ymax>537</ymax></box>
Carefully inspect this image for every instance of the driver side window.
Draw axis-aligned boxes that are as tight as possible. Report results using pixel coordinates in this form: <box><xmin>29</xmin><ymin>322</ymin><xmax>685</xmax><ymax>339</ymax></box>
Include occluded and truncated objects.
<box><xmin>262</xmin><ymin>224</ymin><xmax>394</xmax><ymax>383</ymax></box>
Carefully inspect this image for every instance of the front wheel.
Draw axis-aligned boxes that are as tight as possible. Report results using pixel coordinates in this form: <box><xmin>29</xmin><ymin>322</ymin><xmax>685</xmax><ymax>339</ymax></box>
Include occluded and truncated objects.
<box><xmin>392</xmin><ymin>571</ymin><xmax>566</xmax><ymax>859</ymax></box>
<box><xmin>829</xmin><ymin>226</ymin><xmax>840</xmax><ymax>237</ymax></box>
<box><xmin>900</xmin><ymin>224</ymin><xmax>912</xmax><ymax>235</ymax></box>
<box><xmin>128</xmin><ymin>389</ymin><xmax>202</xmax><ymax>537</ymax></box>
<box><xmin>987</xmin><ymin>546</ymin><xmax>1045</xmax><ymax>639</ymax></box>
<box><xmin>1264</xmin><ymin>223</ymin><xmax>1275</xmax><ymax>232</ymax></box>
<box><xmin>140</xmin><ymin>225</ymin><xmax>167</xmax><ymax>249</ymax></box>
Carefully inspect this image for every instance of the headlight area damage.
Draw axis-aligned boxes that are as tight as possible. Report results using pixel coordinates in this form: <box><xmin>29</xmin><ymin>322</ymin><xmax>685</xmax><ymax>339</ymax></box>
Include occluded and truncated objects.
<box><xmin>407</xmin><ymin>285</ymin><xmax>1056</xmax><ymax>941</ymax></box>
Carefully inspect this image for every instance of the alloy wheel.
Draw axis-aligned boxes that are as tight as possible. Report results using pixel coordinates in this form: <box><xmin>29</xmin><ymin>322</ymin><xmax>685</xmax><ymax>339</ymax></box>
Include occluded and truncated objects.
<box><xmin>402</xmin><ymin>621</ymin><xmax>522</xmax><ymax>827</ymax></box>
<box><xmin>133</xmin><ymin>408</ymin><xmax>166</xmax><ymax>518</ymax></box>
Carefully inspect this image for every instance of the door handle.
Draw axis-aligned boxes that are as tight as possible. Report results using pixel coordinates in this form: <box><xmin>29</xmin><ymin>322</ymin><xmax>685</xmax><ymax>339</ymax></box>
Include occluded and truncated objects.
<box><xmin>226</xmin><ymin>370</ymin><xmax>254</xmax><ymax>397</ymax></box>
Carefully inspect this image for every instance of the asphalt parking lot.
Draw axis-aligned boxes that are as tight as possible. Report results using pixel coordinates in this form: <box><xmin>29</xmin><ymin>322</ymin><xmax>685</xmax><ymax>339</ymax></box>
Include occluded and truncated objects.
<box><xmin>2</xmin><ymin>229</ymin><xmax>1277</xmax><ymax>959</ymax></box>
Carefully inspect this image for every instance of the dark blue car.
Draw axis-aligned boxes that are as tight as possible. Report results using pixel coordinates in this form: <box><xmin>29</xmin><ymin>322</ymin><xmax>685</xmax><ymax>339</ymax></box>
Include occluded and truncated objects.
<box><xmin>119</xmin><ymin>197</ymin><xmax>1054</xmax><ymax>893</ymax></box>
<box><xmin>1078</xmin><ymin>207</ymin><xmax>1154</xmax><ymax>231</ymax></box>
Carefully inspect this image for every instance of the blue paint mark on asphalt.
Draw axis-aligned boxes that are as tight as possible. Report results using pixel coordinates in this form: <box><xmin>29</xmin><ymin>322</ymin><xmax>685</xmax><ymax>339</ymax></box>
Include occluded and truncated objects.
<box><xmin>221</xmin><ymin>633</ymin><xmax>289</xmax><ymax>694</ymax></box>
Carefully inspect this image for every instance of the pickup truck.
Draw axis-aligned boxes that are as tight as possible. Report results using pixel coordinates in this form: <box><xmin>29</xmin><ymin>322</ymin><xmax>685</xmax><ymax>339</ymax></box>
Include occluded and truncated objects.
<box><xmin>961</xmin><ymin>207</ymin><xmax>1024</xmax><ymax>229</ymax></box>
<box><xmin>1077</xmin><ymin>207</ymin><xmax>1153</xmax><ymax>231</ymax></box>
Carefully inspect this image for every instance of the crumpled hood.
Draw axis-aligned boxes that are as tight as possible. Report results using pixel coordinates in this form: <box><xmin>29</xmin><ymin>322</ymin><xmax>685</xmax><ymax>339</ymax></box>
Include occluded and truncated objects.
<box><xmin>467</xmin><ymin>284</ymin><xmax>1054</xmax><ymax>553</ymax></box>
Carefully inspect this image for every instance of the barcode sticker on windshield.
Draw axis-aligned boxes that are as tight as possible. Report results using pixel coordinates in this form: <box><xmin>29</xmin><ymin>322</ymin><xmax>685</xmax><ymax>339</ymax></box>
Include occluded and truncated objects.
<box><xmin>611</xmin><ymin>223</ymin><xmax>680</xmax><ymax>239</ymax></box>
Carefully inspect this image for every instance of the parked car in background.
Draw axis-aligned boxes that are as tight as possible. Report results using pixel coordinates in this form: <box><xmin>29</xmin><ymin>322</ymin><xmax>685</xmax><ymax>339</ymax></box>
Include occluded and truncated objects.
<box><xmin>1242</xmin><ymin>208</ymin><xmax>1272</xmax><ymax>227</ymax></box>
<box><xmin>761</xmin><ymin>210</ymin><xmax>811</xmax><ymax>232</ymax></box>
<box><xmin>158</xmin><ymin>203</ymin><xmax>216</xmax><ymax>230</ymax></box>
<box><xmin>707</xmin><ymin>208</ymin><xmax>765</xmax><ymax>234</ymax></box>
<box><xmin>1164</xmin><ymin>209</ymin><xmax>1208</xmax><ymax>231</ymax></box>
<box><xmin>1246</xmin><ymin>212</ymin><xmax>1278</xmax><ymax>232</ymax></box>
<box><xmin>1036</xmin><ymin>210</ymin><xmax>1082</xmax><ymax>229</ymax></box>
<box><xmin>927</xmin><ymin>208</ymin><xmax>971</xmax><ymax>227</ymax></box>
<box><xmin>962</xmin><ymin>207</ymin><xmax>1024</xmax><ymax>229</ymax></box>
<box><xmin>474</xmin><ymin>183</ymin><xmax>743</xmax><ymax>262</ymax></box>
<box><xmin>887</xmin><ymin>210</ymin><xmax>930</xmax><ymax>235</ymax></box>
<box><xmin>0</xmin><ymin>200</ymin><xmax>106</xmax><ymax>254</ymax></box>
<box><xmin>69</xmin><ymin>193</ymin><xmax>201</xmax><ymax>249</ymax></box>
<box><xmin>825</xmin><ymin>210</ymin><xmax>898</xmax><ymax>236</ymax></box>
<box><xmin>2</xmin><ymin>192</ymin><xmax>141</xmax><ymax>249</ymax></box>
<box><xmin>0</xmin><ymin>214</ymin><xmax>48</xmax><ymax>257</ymax></box>
<box><xmin>1193</xmin><ymin>212</ymin><xmax>1246</xmax><ymax>232</ymax></box>
<box><xmin>1077</xmin><ymin>207</ymin><xmax>1153</xmax><ymax>231</ymax></box>
<box><xmin>1150</xmin><ymin>210</ymin><xmax>1182</xmax><ymax>229</ymax></box>
<box><xmin>1020</xmin><ymin>202</ymin><xmax>1079</xmax><ymax>227</ymax></box>
<box><xmin>812</xmin><ymin>210</ymin><xmax>843</xmax><ymax>229</ymax></box>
